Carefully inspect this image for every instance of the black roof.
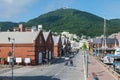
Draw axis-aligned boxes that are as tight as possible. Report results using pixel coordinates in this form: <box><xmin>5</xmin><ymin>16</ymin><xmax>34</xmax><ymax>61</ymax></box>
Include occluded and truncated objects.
<box><xmin>92</xmin><ymin>38</ymin><xmax>119</xmax><ymax>44</ymax></box>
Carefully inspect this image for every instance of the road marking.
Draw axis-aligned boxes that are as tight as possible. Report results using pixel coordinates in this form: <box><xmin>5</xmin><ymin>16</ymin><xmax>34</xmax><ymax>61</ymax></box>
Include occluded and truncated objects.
<box><xmin>54</xmin><ymin>66</ymin><xmax>66</xmax><ymax>76</ymax></box>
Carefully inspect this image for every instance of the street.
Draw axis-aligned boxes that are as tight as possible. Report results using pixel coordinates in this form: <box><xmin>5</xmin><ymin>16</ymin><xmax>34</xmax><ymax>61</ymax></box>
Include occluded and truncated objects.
<box><xmin>0</xmin><ymin>51</ymin><xmax>85</xmax><ymax>80</ymax></box>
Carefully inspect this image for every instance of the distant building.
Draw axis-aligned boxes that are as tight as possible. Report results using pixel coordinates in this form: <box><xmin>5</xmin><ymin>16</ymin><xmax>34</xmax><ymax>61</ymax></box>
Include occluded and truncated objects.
<box><xmin>13</xmin><ymin>24</ymin><xmax>43</xmax><ymax>32</ymax></box>
<box><xmin>13</xmin><ymin>24</ymin><xmax>25</xmax><ymax>32</ymax></box>
<box><xmin>71</xmin><ymin>41</ymin><xmax>79</xmax><ymax>49</ymax></box>
<box><xmin>89</xmin><ymin>37</ymin><xmax>119</xmax><ymax>55</ymax></box>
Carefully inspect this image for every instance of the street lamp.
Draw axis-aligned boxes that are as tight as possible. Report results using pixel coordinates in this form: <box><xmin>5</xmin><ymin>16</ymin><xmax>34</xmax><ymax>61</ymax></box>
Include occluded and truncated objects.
<box><xmin>8</xmin><ymin>37</ymin><xmax>15</xmax><ymax>80</ymax></box>
<box><xmin>82</xmin><ymin>43</ymin><xmax>88</xmax><ymax>79</ymax></box>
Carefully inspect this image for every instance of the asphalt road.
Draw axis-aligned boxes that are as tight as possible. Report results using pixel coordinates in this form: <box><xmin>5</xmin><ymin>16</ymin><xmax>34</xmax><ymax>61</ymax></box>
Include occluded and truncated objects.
<box><xmin>0</xmin><ymin>51</ymin><xmax>85</xmax><ymax>80</ymax></box>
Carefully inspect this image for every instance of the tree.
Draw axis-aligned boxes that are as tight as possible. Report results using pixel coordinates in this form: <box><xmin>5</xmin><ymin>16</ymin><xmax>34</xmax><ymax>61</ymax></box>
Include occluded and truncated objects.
<box><xmin>8</xmin><ymin>51</ymin><xmax>12</xmax><ymax>57</ymax></box>
<box><xmin>82</xmin><ymin>43</ymin><xmax>87</xmax><ymax>50</ymax></box>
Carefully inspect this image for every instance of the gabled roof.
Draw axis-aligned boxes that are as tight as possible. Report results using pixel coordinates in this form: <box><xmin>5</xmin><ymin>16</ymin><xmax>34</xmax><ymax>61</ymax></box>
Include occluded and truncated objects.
<box><xmin>0</xmin><ymin>31</ymin><xmax>40</xmax><ymax>44</ymax></box>
<box><xmin>61</xmin><ymin>37</ymin><xmax>66</xmax><ymax>45</ymax></box>
<box><xmin>43</xmin><ymin>32</ymin><xmax>50</xmax><ymax>41</ymax></box>
<box><xmin>92</xmin><ymin>38</ymin><xmax>119</xmax><ymax>44</ymax></box>
<box><xmin>52</xmin><ymin>36</ymin><xmax>60</xmax><ymax>45</ymax></box>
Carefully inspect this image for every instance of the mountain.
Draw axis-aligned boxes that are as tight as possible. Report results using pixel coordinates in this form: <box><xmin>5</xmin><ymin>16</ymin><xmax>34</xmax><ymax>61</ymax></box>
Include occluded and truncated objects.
<box><xmin>107</xmin><ymin>19</ymin><xmax>120</xmax><ymax>34</ymax></box>
<box><xmin>26</xmin><ymin>8</ymin><xmax>120</xmax><ymax>37</ymax></box>
<box><xmin>1</xmin><ymin>8</ymin><xmax>120</xmax><ymax>37</ymax></box>
<box><xmin>26</xmin><ymin>8</ymin><xmax>104</xmax><ymax>37</ymax></box>
<box><xmin>0</xmin><ymin>22</ymin><xmax>18</xmax><ymax>31</ymax></box>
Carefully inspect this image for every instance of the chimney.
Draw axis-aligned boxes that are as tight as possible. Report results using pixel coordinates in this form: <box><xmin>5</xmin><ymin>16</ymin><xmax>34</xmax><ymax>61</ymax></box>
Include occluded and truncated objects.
<box><xmin>19</xmin><ymin>24</ymin><xmax>24</xmax><ymax>32</ymax></box>
<box><xmin>38</xmin><ymin>25</ymin><xmax>42</xmax><ymax>31</ymax></box>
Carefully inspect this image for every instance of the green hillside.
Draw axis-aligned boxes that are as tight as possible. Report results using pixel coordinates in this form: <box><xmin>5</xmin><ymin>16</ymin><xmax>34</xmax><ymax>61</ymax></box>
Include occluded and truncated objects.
<box><xmin>26</xmin><ymin>8</ymin><xmax>105</xmax><ymax>37</ymax></box>
<box><xmin>0</xmin><ymin>22</ymin><xmax>18</xmax><ymax>31</ymax></box>
<box><xmin>1</xmin><ymin>8</ymin><xmax>120</xmax><ymax>37</ymax></box>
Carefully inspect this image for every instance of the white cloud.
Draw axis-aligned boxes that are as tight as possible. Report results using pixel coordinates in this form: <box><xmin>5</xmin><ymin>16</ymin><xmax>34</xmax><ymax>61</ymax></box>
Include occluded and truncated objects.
<box><xmin>0</xmin><ymin>0</ymin><xmax>38</xmax><ymax>19</ymax></box>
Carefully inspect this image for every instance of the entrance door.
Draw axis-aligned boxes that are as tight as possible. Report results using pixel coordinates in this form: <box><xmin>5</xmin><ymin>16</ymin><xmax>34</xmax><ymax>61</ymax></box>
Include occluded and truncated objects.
<box><xmin>38</xmin><ymin>52</ymin><xmax>42</xmax><ymax>64</ymax></box>
<box><xmin>49</xmin><ymin>51</ymin><xmax>52</xmax><ymax>60</ymax></box>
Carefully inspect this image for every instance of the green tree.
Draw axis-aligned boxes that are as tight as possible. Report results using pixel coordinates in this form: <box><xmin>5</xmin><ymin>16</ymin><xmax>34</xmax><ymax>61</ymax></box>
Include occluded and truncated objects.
<box><xmin>82</xmin><ymin>43</ymin><xmax>87</xmax><ymax>50</ymax></box>
<box><xmin>8</xmin><ymin>51</ymin><xmax>12</xmax><ymax>57</ymax></box>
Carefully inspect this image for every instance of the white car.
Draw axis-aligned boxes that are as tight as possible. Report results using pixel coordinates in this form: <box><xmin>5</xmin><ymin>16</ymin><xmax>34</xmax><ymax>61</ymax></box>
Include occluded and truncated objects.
<box><xmin>65</xmin><ymin>57</ymin><xmax>69</xmax><ymax>61</ymax></box>
<box><xmin>103</xmin><ymin>55</ymin><xmax>114</xmax><ymax>64</ymax></box>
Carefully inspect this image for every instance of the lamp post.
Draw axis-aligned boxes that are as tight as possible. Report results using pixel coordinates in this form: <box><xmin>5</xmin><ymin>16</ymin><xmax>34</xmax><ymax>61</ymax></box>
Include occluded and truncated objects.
<box><xmin>82</xmin><ymin>43</ymin><xmax>88</xmax><ymax>79</ymax></box>
<box><xmin>8</xmin><ymin>37</ymin><xmax>15</xmax><ymax>80</ymax></box>
<box><xmin>86</xmin><ymin>50</ymin><xmax>88</xmax><ymax>78</ymax></box>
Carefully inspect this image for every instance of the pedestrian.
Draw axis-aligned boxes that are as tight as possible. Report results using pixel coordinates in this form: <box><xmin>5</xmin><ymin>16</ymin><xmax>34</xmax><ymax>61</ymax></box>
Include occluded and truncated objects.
<box><xmin>70</xmin><ymin>59</ymin><xmax>73</xmax><ymax>66</ymax></box>
<box><xmin>92</xmin><ymin>72</ymin><xmax>99</xmax><ymax>80</ymax></box>
<box><xmin>42</xmin><ymin>58</ymin><xmax>46</xmax><ymax>64</ymax></box>
<box><xmin>64</xmin><ymin>60</ymin><xmax>68</xmax><ymax>65</ymax></box>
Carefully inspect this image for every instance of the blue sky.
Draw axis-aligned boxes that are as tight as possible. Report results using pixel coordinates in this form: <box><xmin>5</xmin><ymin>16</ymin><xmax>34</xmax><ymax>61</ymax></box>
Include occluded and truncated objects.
<box><xmin>0</xmin><ymin>0</ymin><xmax>120</xmax><ymax>22</ymax></box>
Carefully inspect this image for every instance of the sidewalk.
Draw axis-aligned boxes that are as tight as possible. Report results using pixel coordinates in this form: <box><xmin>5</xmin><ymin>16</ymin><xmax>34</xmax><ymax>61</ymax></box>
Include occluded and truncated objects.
<box><xmin>87</xmin><ymin>55</ymin><xmax>117</xmax><ymax>80</ymax></box>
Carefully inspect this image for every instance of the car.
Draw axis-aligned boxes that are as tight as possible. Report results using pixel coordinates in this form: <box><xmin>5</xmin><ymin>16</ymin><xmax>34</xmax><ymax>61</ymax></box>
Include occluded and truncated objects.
<box><xmin>65</xmin><ymin>57</ymin><xmax>69</xmax><ymax>61</ymax></box>
<box><xmin>102</xmin><ymin>54</ymin><xmax>114</xmax><ymax>65</ymax></box>
<box><xmin>69</xmin><ymin>55</ymin><xmax>74</xmax><ymax>58</ymax></box>
<box><xmin>113</xmin><ymin>61</ymin><xmax>120</xmax><ymax>72</ymax></box>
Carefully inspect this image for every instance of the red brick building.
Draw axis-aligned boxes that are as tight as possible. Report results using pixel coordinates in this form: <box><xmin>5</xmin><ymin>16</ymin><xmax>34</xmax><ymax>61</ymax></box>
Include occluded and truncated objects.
<box><xmin>53</xmin><ymin>35</ymin><xmax>62</xmax><ymax>57</ymax></box>
<box><xmin>43</xmin><ymin>31</ymin><xmax>54</xmax><ymax>62</ymax></box>
<box><xmin>0</xmin><ymin>31</ymin><xmax>54</xmax><ymax>65</ymax></box>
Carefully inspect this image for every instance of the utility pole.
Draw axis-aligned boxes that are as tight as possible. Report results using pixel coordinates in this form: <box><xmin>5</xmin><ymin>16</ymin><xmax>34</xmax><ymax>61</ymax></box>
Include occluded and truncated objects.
<box><xmin>82</xmin><ymin>43</ymin><xmax>88</xmax><ymax>79</ymax></box>
<box><xmin>104</xmin><ymin>18</ymin><xmax>107</xmax><ymax>54</ymax></box>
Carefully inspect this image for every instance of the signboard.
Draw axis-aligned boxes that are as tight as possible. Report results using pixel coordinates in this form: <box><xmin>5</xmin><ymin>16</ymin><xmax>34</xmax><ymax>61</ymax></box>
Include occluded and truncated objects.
<box><xmin>7</xmin><ymin>57</ymin><xmax>14</xmax><ymax>62</ymax></box>
<box><xmin>16</xmin><ymin>57</ymin><xmax>22</xmax><ymax>63</ymax></box>
<box><xmin>7</xmin><ymin>57</ymin><xmax>11</xmax><ymax>62</ymax></box>
<box><xmin>24</xmin><ymin>58</ymin><xmax>31</xmax><ymax>63</ymax></box>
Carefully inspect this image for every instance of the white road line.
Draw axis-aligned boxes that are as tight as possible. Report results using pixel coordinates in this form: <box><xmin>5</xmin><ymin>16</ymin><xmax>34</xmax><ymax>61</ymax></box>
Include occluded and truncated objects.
<box><xmin>54</xmin><ymin>66</ymin><xmax>66</xmax><ymax>76</ymax></box>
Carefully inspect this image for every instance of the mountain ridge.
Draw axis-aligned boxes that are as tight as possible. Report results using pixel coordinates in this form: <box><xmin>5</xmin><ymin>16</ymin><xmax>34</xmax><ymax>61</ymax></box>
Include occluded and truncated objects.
<box><xmin>1</xmin><ymin>8</ymin><xmax>120</xmax><ymax>37</ymax></box>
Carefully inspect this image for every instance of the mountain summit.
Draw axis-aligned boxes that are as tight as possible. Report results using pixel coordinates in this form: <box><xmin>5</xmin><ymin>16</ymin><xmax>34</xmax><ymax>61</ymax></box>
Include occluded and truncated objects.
<box><xmin>1</xmin><ymin>8</ymin><xmax>120</xmax><ymax>37</ymax></box>
<box><xmin>27</xmin><ymin>8</ymin><xmax>104</xmax><ymax>37</ymax></box>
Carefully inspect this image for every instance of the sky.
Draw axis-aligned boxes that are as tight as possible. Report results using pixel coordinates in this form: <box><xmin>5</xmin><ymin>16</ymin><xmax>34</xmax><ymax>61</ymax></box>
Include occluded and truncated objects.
<box><xmin>0</xmin><ymin>0</ymin><xmax>120</xmax><ymax>22</ymax></box>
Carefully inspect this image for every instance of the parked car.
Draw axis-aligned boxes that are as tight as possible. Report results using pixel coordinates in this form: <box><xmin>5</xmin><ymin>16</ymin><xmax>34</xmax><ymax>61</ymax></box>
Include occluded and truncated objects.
<box><xmin>113</xmin><ymin>62</ymin><xmax>120</xmax><ymax>71</ymax></box>
<box><xmin>112</xmin><ymin>55</ymin><xmax>120</xmax><ymax>71</ymax></box>
<box><xmin>102</xmin><ymin>54</ymin><xmax>114</xmax><ymax>65</ymax></box>
<box><xmin>65</xmin><ymin>57</ymin><xmax>70</xmax><ymax>61</ymax></box>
